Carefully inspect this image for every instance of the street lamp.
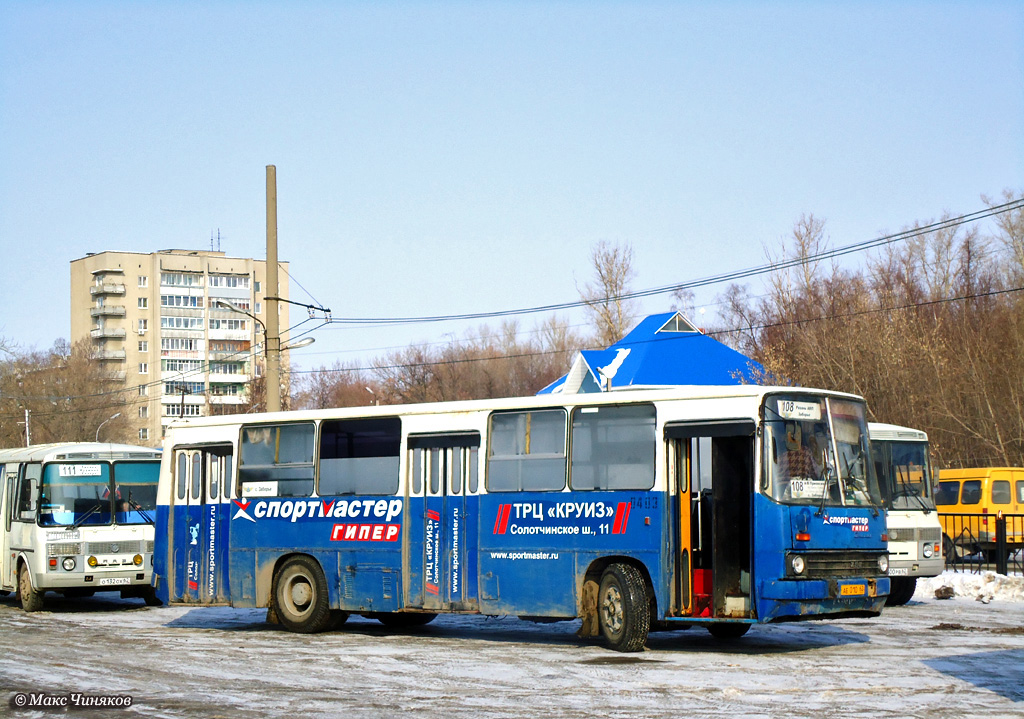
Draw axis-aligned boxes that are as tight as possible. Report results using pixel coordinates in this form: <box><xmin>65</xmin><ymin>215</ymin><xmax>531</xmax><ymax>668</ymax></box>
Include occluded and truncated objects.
<box><xmin>214</xmin><ymin>300</ymin><xmax>314</xmax><ymax>412</ymax></box>
<box><xmin>96</xmin><ymin>412</ymin><xmax>122</xmax><ymax>442</ymax></box>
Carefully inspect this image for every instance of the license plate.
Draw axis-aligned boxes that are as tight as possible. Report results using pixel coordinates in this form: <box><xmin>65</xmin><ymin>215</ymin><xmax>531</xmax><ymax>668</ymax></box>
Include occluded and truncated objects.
<box><xmin>888</xmin><ymin>568</ymin><xmax>909</xmax><ymax>576</ymax></box>
<box><xmin>840</xmin><ymin>584</ymin><xmax>866</xmax><ymax>596</ymax></box>
<box><xmin>98</xmin><ymin>577</ymin><xmax>131</xmax><ymax>586</ymax></box>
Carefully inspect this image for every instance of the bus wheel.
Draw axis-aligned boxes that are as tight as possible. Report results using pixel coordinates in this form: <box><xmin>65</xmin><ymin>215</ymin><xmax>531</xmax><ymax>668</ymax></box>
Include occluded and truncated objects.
<box><xmin>886</xmin><ymin>577</ymin><xmax>917</xmax><ymax>606</ymax></box>
<box><xmin>376</xmin><ymin>612</ymin><xmax>437</xmax><ymax>628</ymax></box>
<box><xmin>598</xmin><ymin>563</ymin><xmax>650</xmax><ymax>652</ymax></box>
<box><xmin>708</xmin><ymin>623</ymin><xmax>750</xmax><ymax>640</ymax></box>
<box><xmin>274</xmin><ymin>556</ymin><xmax>332</xmax><ymax>633</ymax></box>
<box><xmin>18</xmin><ymin>564</ymin><xmax>44</xmax><ymax>613</ymax></box>
<box><xmin>142</xmin><ymin>587</ymin><xmax>163</xmax><ymax>607</ymax></box>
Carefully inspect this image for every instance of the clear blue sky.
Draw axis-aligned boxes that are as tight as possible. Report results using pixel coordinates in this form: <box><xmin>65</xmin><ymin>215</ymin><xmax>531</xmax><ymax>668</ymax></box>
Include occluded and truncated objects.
<box><xmin>1</xmin><ymin>1</ymin><xmax>1021</xmax><ymax>370</ymax></box>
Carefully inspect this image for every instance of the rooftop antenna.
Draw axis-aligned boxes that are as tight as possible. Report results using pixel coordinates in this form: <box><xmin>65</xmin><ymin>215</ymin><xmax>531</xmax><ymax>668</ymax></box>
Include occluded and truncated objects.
<box><xmin>216</xmin><ymin>228</ymin><xmax>222</xmax><ymax>252</ymax></box>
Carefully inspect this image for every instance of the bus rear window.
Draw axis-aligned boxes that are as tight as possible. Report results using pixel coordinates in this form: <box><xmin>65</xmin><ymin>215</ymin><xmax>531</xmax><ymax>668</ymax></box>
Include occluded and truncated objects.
<box><xmin>934</xmin><ymin>481</ymin><xmax>960</xmax><ymax>505</ymax></box>
<box><xmin>240</xmin><ymin>423</ymin><xmax>315</xmax><ymax>497</ymax></box>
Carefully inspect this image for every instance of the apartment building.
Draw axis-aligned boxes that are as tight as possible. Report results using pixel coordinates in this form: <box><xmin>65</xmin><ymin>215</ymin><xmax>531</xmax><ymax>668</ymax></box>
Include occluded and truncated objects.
<box><xmin>70</xmin><ymin>250</ymin><xmax>290</xmax><ymax>446</ymax></box>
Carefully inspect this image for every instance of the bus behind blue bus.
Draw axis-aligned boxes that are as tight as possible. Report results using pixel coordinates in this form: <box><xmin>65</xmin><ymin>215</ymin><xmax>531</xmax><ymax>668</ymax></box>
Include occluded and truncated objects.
<box><xmin>153</xmin><ymin>385</ymin><xmax>889</xmax><ymax>651</ymax></box>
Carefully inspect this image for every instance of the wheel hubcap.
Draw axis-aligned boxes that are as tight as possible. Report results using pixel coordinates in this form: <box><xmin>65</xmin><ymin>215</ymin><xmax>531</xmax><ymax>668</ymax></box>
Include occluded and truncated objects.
<box><xmin>601</xmin><ymin>585</ymin><xmax>623</xmax><ymax>635</ymax></box>
<box><xmin>286</xmin><ymin>577</ymin><xmax>313</xmax><ymax>613</ymax></box>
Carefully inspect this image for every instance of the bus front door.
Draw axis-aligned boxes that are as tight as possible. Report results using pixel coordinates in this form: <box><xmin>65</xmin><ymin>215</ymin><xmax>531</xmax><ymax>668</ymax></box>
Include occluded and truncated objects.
<box><xmin>172</xmin><ymin>446</ymin><xmax>232</xmax><ymax>604</ymax></box>
<box><xmin>0</xmin><ymin>467</ymin><xmax>15</xmax><ymax>591</ymax></box>
<box><xmin>667</xmin><ymin>421</ymin><xmax>755</xmax><ymax>620</ymax></box>
<box><xmin>407</xmin><ymin>434</ymin><xmax>480</xmax><ymax>612</ymax></box>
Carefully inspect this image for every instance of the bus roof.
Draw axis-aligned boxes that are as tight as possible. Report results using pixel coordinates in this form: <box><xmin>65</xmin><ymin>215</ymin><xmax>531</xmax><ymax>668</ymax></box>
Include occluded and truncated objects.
<box><xmin>0</xmin><ymin>442</ymin><xmax>161</xmax><ymax>464</ymax></box>
<box><xmin>164</xmin><ymin>384</ymin><xmax>866</xmax><ymax>432</ymax></box>
<box><xmin>867</xmin><ymin>423</ymin><xmax>928</xmax><ymax>442</ymax></box>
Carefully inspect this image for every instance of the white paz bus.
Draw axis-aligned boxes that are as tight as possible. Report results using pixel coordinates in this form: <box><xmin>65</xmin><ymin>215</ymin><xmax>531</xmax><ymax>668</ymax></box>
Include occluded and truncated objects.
<box><xmin>868</xmin><ymin>423</ymin><xmax>944</xmax><ymax>605</ymax></box>
<box><xmin>0</xmin><ymin>442</ymin><xmax>162</xmax><ymax>610</ymax></box>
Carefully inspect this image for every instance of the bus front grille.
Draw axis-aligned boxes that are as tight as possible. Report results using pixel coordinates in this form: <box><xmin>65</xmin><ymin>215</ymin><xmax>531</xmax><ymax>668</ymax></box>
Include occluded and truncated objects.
<box><xmin>804</xmin><ymin>552</ymin><xmax>883</xmax><ymax>579</ymax></box>
<box><xmin>86</xmin><ymin>541</ymin><xmax>143</xmax><ymax>554</ymax></box>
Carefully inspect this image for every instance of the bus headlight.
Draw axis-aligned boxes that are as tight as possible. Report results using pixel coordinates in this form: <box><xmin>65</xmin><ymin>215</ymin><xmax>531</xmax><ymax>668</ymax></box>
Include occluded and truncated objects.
<box><xmin>922</xmin><ymin>543</ymin><xmax>934</xmax><ymax>559</ymax></box>
<box><xmin>790</xmin><ymin>554</ymin><xmax>806</xmax><ymax>575</ymax></box>
<box><xmin>878</xmin><ymin>555</ymin><xmax>889</xmax><ymax>574</ymax></box>
<box><xmin>133</xmin><ymin>554</ymin><xmax>143</xmax><ymax>566</ymax></box>
<box><xmin>62</xmin><ymin>557</ymin><xmax>76</xmax><ymax>571</ymax></box>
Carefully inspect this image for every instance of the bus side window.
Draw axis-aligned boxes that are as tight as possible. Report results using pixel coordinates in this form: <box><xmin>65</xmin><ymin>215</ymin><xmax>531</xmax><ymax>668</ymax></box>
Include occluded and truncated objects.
<box><xmin>318</xmin><ymin>417</ymin><xmax>401</xmax><ymax>496</ymax></box>
<box><xmin>935</xmin><ymin>480</ymin><xmax>959</xmax><ymax>505</ymax></box>
<box><xmin>17</xmin><ymin>464</ymin><xmax>41</xmax><ymax>521</ymax></box>
<box><xmin>1017</xmin><ymin>480</ymin><xmax>1024</xmax><ymax>504</ymax></box>
<box><xmin>991</xmin><ymin>480</ymin><xmax>1011</xmax><ymax>505</ymax></box>
<box><xmin>960</xmin><ymin>480</ymin><xmax>982</xmax><ymax>505</ymax></box>
<box><xmin>191</xmin><ymin>453</ymin><xmax>202</xmax><ymax>500</ymax></box>
<box><xmin>176</xmin><ymin>452</ymin><xmax>187</xmax><ymax>500</ymax></box>
<box><xmin>239</xmin><ymin>423</ymin><xmax>315</xmax><ymax>497</ymax></box>
<box><xmin>569</xmin><ymin>404</ymin><xmax>656</xmax><ymax>491</ymax></box>
<box><xmin>487</xmin><ymin>409</ymin><xmax>567</xmax><ymax>492</ymax></box>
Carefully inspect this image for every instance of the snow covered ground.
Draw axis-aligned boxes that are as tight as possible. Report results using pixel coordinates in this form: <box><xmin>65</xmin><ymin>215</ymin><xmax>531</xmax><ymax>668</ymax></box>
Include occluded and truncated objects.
<box><xmin>1</xmin><ymin>571</ymin><xmax>1021</xmax><ymax>719</ymax></box>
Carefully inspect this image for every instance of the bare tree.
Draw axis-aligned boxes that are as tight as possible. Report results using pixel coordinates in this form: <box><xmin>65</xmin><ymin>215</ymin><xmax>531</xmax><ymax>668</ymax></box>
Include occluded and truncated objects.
<box><xmin>578</xmin><ymin>240</ymin><xmax>638</xmax><ymax>346</ymax></box>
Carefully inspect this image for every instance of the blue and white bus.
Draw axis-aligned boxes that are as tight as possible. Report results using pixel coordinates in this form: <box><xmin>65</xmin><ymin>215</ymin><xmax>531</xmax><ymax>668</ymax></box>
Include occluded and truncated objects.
<box><xmin>153</xmin><ymin>385</ymin><xmax>889</xmax><ymax>651</ymax></box>
<box><xmin>0</xmin><ymin>442</ymin><xmax>162</xmax><ymax>610</ymax></box>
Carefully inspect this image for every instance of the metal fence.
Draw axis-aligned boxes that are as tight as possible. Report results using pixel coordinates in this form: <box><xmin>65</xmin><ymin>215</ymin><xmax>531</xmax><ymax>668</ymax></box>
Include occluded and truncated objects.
<box><xmin>938</xmin><ymin>512</ymin><xmax>1024</xmax><ymax>575</ymax></box>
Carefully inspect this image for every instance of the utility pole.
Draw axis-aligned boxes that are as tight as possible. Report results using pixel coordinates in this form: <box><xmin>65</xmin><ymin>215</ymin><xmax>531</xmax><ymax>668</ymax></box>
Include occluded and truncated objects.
<box><xmin>266</xmin><ymin>165</ymin><xmax>281</xmax><ymax>413</ymax></box>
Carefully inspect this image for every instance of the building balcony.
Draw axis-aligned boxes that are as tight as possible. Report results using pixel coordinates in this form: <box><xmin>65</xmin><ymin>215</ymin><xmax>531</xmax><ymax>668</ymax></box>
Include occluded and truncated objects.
<box><xmin>101</xmin><ymin>371</ymin><xmax>127</xmax><ymax>382</ymax></box>
<box><xmin>95</xmin><ymin>350</ymin><xmax>126</xmax><ymax>361</ymax></box>
<box><xmin>90</xmin><ymin>283</ymin><xmax>126</xmax><ymax>296</ymax></box>
<box><xmin>209</xmin><ymin>373</ymin><xmax>250</xmax><ymax>384</ymax></box>
<box><xmin>91</xmin><ymin>305</ymin><xmax>126</xmax><ymax>317</ymax></box>
<box><xmin>160</xmin><ymin>394</ymin><xmax>207</xmax><ymax>405</ymax></box>
<box><xmin>91</xmin><ymin>327</ymin><xmax>127</xmax><ymax>339</ymax></box>
<box><xmin>209</xmin><ymin>328</ymin><xmax>250</xmax><ymax>342</ymax></box>
<box><xmin>209</xmin><ymin>395</ymin><xmax>247</xmax><ymax>405</ymax></box>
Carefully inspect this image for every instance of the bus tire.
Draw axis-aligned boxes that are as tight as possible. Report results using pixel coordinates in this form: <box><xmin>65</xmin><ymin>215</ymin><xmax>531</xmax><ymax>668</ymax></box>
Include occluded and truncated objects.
<box><xmin>376</xmin><ymin>612</ymin><xmax>437</xmax><ymax>628</ymax></box>
<box><xmin>18</xmin><ymin>564</ymin><xmax>44</xmax><ymax>613</ymax></box>
<box><xmin>273</xmin><ymin>556</ymin><xmax>333</xmax><ymax>634</ymax></box>
<box><xmin>143</xmin><ymin>587</ymin><xmax>163</xmax><ymax>607</ymax></box>
<box><xmin>708</xmin><ymin>623</ymin><xmax>750</xmax><ymax>639</ymax></box>
<box><xmin>886</xmin><ymin>577</ymin><xmax>917</xmax><ymax>606</ymax></box>
<box><xmin>598</xmin><ymin>563</ymin><xmax>650</xmax><ymax>652</ymax></box>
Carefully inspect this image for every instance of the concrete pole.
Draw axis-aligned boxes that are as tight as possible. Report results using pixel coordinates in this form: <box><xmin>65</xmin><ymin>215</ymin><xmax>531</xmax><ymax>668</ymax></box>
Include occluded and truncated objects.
<box><xmin>266</xmin><ymin>165</ymin><xmax>281</xmax><ymax>413</ymax></box>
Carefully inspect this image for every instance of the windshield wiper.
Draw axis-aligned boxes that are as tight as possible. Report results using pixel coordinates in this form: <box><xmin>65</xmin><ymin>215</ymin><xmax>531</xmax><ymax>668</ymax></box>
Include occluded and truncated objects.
<box><xmin>71</xmin><ymin>503</ymin><xmax>104</xmax><ymax>530</ymax></box>
<box><xmin>126</xmin><ymin>490</ymin><xmax>154</xmax><ymax>524</ymax></box>
<box><xmin>815</xmin><ymin>466</ymin><xmax>836</xmax><ymax>518</ymax></box>
<box><xmin>896</xmin><ymin>465</ymin><xmax>931</xmax><ymax>514</ymax></box>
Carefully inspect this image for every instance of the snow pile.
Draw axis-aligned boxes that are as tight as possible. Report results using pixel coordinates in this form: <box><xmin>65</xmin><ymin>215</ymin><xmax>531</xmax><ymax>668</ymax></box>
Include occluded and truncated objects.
<box><xmin>917</xmin><ymin>570</ymin><xmax>1024</xmax><ymax>603</ymax></box>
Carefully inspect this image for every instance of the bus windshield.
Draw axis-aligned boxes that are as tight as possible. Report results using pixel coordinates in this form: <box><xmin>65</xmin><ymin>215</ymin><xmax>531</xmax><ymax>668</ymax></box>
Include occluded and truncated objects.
<box><xmin>113</xmin><ymin>461</ymin><xmax>159</xmax><ymax>524</ymax></box>
<box><xmin>39</xmin><ymin>463</ymin><xmax>113</xmax><ymax>527</ymax></box>
<box><xmin>39</xmin><ymin>461</ymin><xmax>159</xmax><ymax>527</ymax></box>
<box><xmin>765</xmin><ymin>395</ymin><xmax>882</xmax><ymax>508</ymax></box>
<box><xmin>871</xmin><ymin>440</ymin><xmax>935</xmax><ymax>510</ymax></box>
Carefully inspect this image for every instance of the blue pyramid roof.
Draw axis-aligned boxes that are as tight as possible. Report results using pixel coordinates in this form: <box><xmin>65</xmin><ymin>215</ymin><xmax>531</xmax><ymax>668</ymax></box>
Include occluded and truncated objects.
<box><xmin>537</xmin><ymin>312</ymin><xmax>763</xmax><ymax>394</ymax></box>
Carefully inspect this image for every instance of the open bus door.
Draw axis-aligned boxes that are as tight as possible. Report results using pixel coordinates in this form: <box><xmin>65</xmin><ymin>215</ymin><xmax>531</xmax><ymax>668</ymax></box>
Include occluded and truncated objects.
<box><xmin>170</xmin><ymin>446</ymin><xmax>232</xmax><ymax>604</ymax></box>
<box><xmin>0</xmin><ymin>466</ymin><xmax>15</xmax><ymax>591</ymax></box>
<box><xmin>406</xmin><ymin>433</ymin><xmax>480</xmax><ymax>612</ymax></box>
<box><xmin>667</xmin><ymin>421</ymin><xmax>755</xmax><ymax>620</ymax></box>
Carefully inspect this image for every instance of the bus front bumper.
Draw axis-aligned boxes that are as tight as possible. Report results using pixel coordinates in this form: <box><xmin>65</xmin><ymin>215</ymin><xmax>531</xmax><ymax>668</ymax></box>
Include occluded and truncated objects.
<box><xmin>757</xmin><ymin>577</ymin><xmax>889</xmax><ymax>620</ymax></box>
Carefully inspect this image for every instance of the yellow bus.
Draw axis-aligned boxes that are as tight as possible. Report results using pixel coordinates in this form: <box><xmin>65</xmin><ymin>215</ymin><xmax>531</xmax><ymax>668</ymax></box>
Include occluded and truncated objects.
<box><xmin>935</xmin><ymin>468</ymin><xmax>1024</xmax><ymax>561</ymax></box>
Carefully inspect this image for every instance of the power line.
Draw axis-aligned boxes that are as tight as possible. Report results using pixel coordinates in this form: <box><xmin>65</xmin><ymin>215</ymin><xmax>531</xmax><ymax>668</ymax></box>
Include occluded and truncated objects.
<box><xmin>322</xmin><ymin>198</ymin><xmax>1024</xmax><ymax>327</ymax></box>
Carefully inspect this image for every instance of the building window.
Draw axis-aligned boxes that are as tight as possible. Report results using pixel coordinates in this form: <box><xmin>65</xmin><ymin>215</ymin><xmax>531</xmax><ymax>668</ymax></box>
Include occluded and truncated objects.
<box><xmin>254</xmin><ymin>280</ymin><xmax>261</xmax><ymax>293</ymax></box>
<box><xmin>139</xmin><ymin>406</ymin><xmax>149</xmax><ymax>419</ymax></box>
<box><xmin>139</xmin><ymin>385</ymin><xmax>148</xmax><ymax>396</ymax></box>
<box><xmin>165</xmin><ymin>382</ymin><xmax>205</xmax><ymax>395</ymax></box>
<box><xmin>139</xmin><ymin>428</ymin><xmax>149</xmax><ymax>441</ymax></box>
<box><xmin>209</xmin><ymin>318</ymin><xmax>247</xmax><ymax>331</ymax></box>
<box><xmin>138</xmin><ymin>276</ymin><xmax>148</xmax><ymax>288</ymax></box>
<box><xmin>138</xmin><ymin>319</ymin><xmax>148</xmax><ymax>335</ymax></box>
<box><xmin>138</xmin><ymin>340</ymin><xmax>148</xmax><ymax>352</ymax></box>
<box><xmin>161</xmin><ymin>272</ymin><xmax>202</xmax><ymax>287</ymax></box>
<box><xmin>255</xmin><ymin>302</ymin><xmax>262</xmax><ymax>314</ymax></box>
<box><xmin>139</xmin><ymin>363</ymin><xmax>149</xmax><ymax>375</ymax></box>
<box><xmin>160</xmin><ymin>294</ymin><xmax>203</xmax><ymax>308</ymax></box>
<box><xmin>165</xmin><ymin>404</ymin><xmax>202</xmax><ymax>417</ymax></box>
<box><xmin>209</xmin><ymin>275</ymin><xmax>250</xmax><ymax>289</ymax></box>
<box><xmin>138</xmin><ymin>297</ymin><xmax>148</xmax><ymax>309</ymax></box>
